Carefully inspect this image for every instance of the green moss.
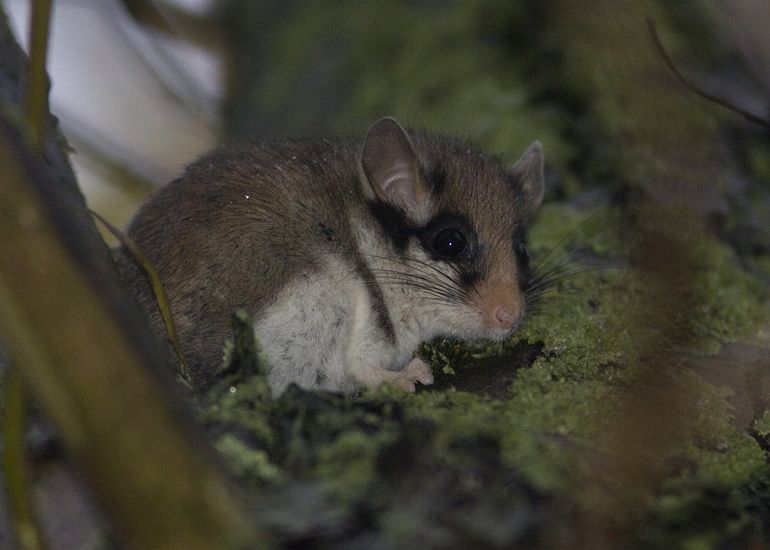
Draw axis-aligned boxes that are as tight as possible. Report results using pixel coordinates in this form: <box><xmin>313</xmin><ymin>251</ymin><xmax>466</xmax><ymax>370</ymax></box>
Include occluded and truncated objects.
<box><xmin>198</xmin><ymin>202</ymin><xmax>770</xmax><ymax>547</ymax></box>
<box><xmin>755</xmin><ymin>410</ymin><xmax>770</xmax><ymax>438</ymax></box>
<box><xmin>313</xmin><ymin>429</ymin><xmax>394</xmax><ymax>501</ymax></box>
<box><xmin>516</xmin><ymin>203</ymin><xmax>631</xmax><ymax>380</ymax></box>
<box><xmin>528</xmin><ymin>203</ymin><xmax>627</xmax><ymax>255</ymax></box>
<box><xmin>646</xmin><ymin>482</ymin><xmax>754</xmax><ymax>550</ymax></box>
<box><xmin>198</xmin><ymin>376</ymin><xmax>273</xmax><ymax>443</ymax></box>
<box><xmin>688</xmin><ymin>239</ymin><xmax>770</xmax><ymax>349</ymax></box>
<box><xmin>215</xmin><ymin>434</ymin><xmax>284</xmax><ymax>485</ymax></box>
<box><xmin>686</xmin><ymin>432</ymin><xmax>767</xmax><ymax>487</ymax></box>
<box><xmin>198</xmin><ymin>152</ymin><xmax>770</xmax><ymax>550</ymax></box>
<box><xmin>202</xmin><ymin>2</ymin><xmax>770</xmax><ymax>546</ymax></box>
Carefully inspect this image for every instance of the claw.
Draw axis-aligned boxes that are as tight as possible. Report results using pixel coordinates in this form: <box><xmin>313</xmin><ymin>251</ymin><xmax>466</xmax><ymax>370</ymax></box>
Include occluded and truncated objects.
<box><xmin>369</xmin><ymin>357</ymin><xmax>435</xmax><ymax>392</ymax></box>
<box><xmin>405</xmin><ymin>357</ymin><xmax>434</xmax><ymax>386</ymax></box>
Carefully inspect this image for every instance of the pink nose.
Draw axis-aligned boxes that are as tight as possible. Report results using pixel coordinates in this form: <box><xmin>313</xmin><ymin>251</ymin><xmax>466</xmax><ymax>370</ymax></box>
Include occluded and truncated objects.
<box><xmin>493</xmin><ymin>306</ymin><xmax>518</xmax><ymax>329</ymax></box>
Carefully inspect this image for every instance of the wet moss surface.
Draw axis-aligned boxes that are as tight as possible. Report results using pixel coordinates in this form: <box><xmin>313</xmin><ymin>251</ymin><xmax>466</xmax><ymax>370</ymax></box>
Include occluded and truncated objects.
<box><xmin>207</xmin><ymin>1</ymin><xmax>770</xmax><ymax>547</ymax></box>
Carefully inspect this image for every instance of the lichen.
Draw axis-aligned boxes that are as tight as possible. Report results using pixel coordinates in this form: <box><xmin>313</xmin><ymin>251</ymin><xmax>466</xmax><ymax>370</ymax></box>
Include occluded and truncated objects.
<box><xmin>214</xmin><ymin>434</ymin><xmax>284</xmax><ymax>485</ymax></box>
<box><xmin>312</xmin><ymin>429</ymin><xmax>393</xmax><ymax>501</ymax></box>
<box><xmin>204</xmin><ymin>1</ymin><xmax>770</xmax><ymax>546</ymax></box>
<box><xmin>755</xmin><ymin>411</ymin><xmax>770</xmax><ymax>438</ymax></box>
<box><xmin>688</xmin><ymin>238</ymin><xmax>770</xmax><ymax>349</ymax></box>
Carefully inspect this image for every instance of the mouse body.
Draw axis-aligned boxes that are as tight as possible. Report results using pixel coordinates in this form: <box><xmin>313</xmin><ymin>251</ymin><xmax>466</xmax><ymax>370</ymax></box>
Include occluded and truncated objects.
<box><xmin>116</xmin><ymin>118</ymin><xmax>545</xmax><ymax>395</ymax></box>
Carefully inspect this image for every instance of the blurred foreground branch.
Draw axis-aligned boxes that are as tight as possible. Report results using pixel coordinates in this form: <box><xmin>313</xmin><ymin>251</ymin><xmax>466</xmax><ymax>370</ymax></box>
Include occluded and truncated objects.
<box><xmin>548</xmin><ymin>0</ymin><xmax>746</xmax><ymax>546</ymax></box>
<box><xmin>0</xmin><ymin>6</ymin><xmax>267</xmax><ymax>547</ymax></box>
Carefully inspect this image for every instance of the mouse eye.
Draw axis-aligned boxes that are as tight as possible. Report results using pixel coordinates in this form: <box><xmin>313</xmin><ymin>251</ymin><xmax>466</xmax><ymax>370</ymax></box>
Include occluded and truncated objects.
<box><xmin>433</xmin><ymin>228</ymin><xmax>468</xmax><ymax>259</ymax></box>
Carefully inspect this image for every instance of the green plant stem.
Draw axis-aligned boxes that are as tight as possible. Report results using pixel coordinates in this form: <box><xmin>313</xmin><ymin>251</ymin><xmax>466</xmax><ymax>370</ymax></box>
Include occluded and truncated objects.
<box><xmin>24</xmin><ymin>0</ymin><xmax>52</xmax><ymax>154</ymax></box>
<box><xmin>2</xmin><ymin>2</ymin><xmax>54</xmax><ymax>549</ymax></box>
<box><xmin>2</xmin><ymin>369</ymin><xmax>43</xmax><ymax>550</ymax></box>
<box><xmin>90</xmin><ymin>209</ymin><xmax>193</xmax><ymax>386</ymax></box>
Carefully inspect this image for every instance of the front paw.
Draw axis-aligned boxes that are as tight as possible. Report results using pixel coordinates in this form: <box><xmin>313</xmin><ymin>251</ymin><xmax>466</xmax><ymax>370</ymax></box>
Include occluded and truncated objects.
<box><xmin>387</xmin><ymin>357</ymin><xmax>434</xmax><ymax>392</ymax></box>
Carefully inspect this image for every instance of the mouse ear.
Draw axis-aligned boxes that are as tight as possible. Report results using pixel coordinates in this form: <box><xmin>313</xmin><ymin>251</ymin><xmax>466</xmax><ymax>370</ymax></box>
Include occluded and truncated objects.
<box><xmin>359</xmin><ymin>117</ymin><xmax>429</xmax><ymax>220</ymax></box>
<box><xmin>508</xmin><ymin>141</ymin><xmax>545</xmax><ymax>220</ymax></box>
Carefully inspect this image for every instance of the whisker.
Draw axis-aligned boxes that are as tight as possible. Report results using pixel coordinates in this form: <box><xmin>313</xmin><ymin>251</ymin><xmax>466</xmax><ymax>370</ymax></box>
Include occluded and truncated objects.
<box><xmin>529</xmin><ymin>251</ymin><xmax>574</xmax><ymax>277</ymax></box>
<box><xmin>373</xmin><ymin>274</ymin><xmax>467</xmax><ymax>305</ymax></box>
<box><xmin>528</xmin><ymin>206</ymin><xmax>610</xmax><ymax>268</ymax></box>
<box><xmin>363</xmin><ymin>252</ymin><xmax>475</xmax><ymax>305</ymax></box>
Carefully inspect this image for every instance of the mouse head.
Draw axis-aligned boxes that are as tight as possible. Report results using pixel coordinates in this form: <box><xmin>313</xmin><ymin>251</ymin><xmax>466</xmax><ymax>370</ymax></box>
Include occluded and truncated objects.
<box><xmin>358</xmin><ymin>117</ymin><xmax>544</xmax><ymax>341</ymax></box>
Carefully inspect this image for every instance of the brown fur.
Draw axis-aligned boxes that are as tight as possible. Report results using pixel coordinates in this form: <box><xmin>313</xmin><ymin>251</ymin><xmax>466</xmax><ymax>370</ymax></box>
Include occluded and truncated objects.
<box><xmin>115</xmin><ymin>121</ymin><xmax>544</xmax><ymax>389</ymax></box>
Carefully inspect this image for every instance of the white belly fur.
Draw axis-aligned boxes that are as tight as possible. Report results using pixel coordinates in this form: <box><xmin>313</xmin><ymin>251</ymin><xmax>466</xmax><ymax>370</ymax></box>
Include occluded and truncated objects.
<box><xmin>253</xmin><ymin>256</ymin><xmax>405</xmax><ymax>395</ymax></box>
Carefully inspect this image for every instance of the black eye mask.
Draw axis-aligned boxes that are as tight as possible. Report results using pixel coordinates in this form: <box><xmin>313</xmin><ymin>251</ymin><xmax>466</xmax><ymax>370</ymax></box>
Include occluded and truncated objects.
<box><xmin>417</xmin><ymin>212</ymin><xmax>484</xmax><ymax>289</ymax></box>
<box><xmin>417</xmin><ymin>212</ymin><xmax>477</xmax><ymax>262</ymax></box>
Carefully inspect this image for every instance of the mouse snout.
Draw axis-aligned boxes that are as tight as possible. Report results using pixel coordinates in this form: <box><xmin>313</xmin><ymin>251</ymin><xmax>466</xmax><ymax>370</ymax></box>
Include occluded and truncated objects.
<box><xmin>487</xmin><ymin>298</ymin><xmax>523</xmax><ymax>331</ymax></box>
<box><xmin>475</xmin><ymin>283</ymin><xmax>525</xmax><ymax>333</ymax></box>
<box><xmin>493</xmin><ymin>305</ymin><xmax>518</xmax><ymax>330</ymax></box>
<box><xmin>472</xmin><ymin>254</ymin><xmax>527</xmax><ymax>334</ymax></box>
